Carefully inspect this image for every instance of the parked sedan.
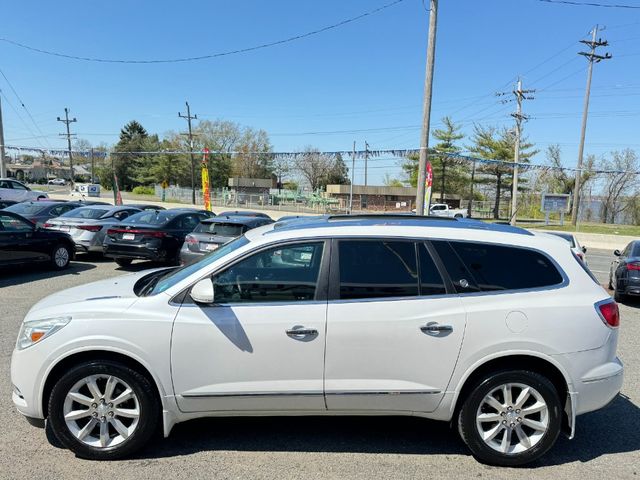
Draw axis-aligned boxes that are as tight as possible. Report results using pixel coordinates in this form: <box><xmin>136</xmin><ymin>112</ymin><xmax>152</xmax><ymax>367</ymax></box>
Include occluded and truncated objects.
<box><xmin>180</xmin><ymin>215</ymin><xmax>274</xmax><ymax>265</ymax></box>
<box><xmin>44</xmin><ymin>205</ymin><xmax>142</xmax><ymax>254</ymax></box>
<box><xmin>218</xmin><ymin>210</ymin><xmax>272</xmax><ymax>219</ymax></box>
<box><xmin>103</xmin><ymin>209</ymin><xmax>214</xmax><ymax>266</ymax></box>
<box><xmin>609</xmin><ymin>240</ymin><xmax>640</xmax><ymax>301</ymax></box>
<box><xmin>0</xmin><ymin>211</ymin><xmax>74</xmax><ymax>269</ymax></box>
<box><xmin>3</xmin><ymin>201</ymin><xmax>83</xmax><ymax>227</ymax></box>
<box><xmin>0</xmin><ymin>178</ymin><xmax>48</xmax><ymax>202</ymax></box>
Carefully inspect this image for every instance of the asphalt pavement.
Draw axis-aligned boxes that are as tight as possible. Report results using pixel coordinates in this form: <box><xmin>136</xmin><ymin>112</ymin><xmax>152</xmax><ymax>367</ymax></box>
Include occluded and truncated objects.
<box><xmin>0</xmin><ymin>251</ymin><xmax>638</xmax><ymax>480</ymax></box>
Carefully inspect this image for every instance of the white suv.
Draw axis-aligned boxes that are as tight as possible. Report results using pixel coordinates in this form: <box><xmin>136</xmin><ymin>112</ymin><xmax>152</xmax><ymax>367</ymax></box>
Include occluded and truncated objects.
<box><xmin>11</xmin><ymin>215</ymin><xmax>623</xmax><ymax>466</ymax></box>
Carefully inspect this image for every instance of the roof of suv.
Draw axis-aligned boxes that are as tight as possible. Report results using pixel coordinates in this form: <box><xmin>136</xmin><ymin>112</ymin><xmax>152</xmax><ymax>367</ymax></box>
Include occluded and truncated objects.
<box><xmin>269</xmin><ymin>215</ymin><xmax>532</xmax><ymax>236</ymax></box>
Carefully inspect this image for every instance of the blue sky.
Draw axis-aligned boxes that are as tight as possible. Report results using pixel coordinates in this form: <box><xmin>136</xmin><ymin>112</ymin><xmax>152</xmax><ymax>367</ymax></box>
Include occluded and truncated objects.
<box><xmin>1</xmin><ymin>0</ymin><xmax>639</xmax><ymax>185</ymax></box>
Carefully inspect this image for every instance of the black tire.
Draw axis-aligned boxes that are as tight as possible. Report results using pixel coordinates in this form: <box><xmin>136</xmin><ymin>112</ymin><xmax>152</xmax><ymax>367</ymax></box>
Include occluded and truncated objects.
<box><xmin>454</xmin><ymin>213</ymin><xmax>463</xmax><ymax>218</ymax></box>
<box><xmin>608</xmin><ymin>275</ymin><xmax>613</xmax><ymax>290</ymax></box>
<box><xmin>47</xmin><ymin>360</ymin><xmax>159</xmax><ymax>460</ymax></box>
<box><xmin>50</xmin><ymin>244</ymin><xmax>72</xmax><ymax>270</ymax></box>
<box><xmin>115</xmin><ymin>258</ymin><xmax>133</xmax><ymax>267</ymax></box>
<box><xmin>457</xmin><ymin>370</ymin><xmax>561</xmax><ymax>467</ymax></box>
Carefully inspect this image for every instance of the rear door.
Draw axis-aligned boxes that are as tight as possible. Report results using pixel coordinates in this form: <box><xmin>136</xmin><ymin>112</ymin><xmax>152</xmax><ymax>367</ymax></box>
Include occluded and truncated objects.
<box><xmin>324</xmin><ymin>239</ymin><xmax>467</xmax><ymax>413</ymax></box>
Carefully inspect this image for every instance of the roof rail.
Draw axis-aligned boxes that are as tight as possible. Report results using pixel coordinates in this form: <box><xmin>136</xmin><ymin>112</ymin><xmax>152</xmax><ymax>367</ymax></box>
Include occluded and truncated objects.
<box><xmin>327</xmin><ymin>214</ymin><xmax>457</xmax><ymax>222</ymax></box>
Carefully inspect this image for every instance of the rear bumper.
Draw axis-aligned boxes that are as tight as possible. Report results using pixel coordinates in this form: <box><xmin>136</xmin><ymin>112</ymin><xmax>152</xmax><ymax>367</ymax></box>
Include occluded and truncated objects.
<box><xmin>104</xmin><ymin>243</ymin><xmax>166</xmax><ymax>261</ymax></box>
<box><xmin>575</xmin><ymin>357</ymin><xmax>624</xmax><ymax>415</ymax></box>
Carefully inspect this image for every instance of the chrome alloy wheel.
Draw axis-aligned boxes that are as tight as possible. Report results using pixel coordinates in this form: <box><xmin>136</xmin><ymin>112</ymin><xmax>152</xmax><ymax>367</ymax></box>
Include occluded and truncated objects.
<box><xmin>63</xmin><ymin>374</ymin><xmax>140</xmax><ymax>448</ymax></box>
<box><xmin>54</xmin><ymin>247</ymin><xmax>69</xmax><ymax>268</ymax></box>
<box><xmin>475</xmin><ymin>382</ymin><xmax>549</xmax><ymax>455</ymax></box>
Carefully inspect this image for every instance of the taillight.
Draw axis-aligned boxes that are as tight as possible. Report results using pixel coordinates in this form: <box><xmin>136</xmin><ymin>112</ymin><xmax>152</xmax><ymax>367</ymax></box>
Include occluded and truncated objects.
<box><xmin>185</xmin><ymin>234</ymin><xmax>197</xmax><ymax>245</ymax></box>
<box><xmin>43</xmin><ymin>223</ymin><xmax>54</xmax><ymax>228</ymax></box>
<box><xmin>76</xmin><ymin>225</ymin><xmax>102</xmax><ymax>232</ymax></box>
<box><xmin>627</xmin><ymin>262</ymin><xmax>640</xmax><ymax>271</ymax></box>
<box><xmin>597</xmin><ymin>300</ymin><xmax>620</xmax><ymax>328</ymax></box>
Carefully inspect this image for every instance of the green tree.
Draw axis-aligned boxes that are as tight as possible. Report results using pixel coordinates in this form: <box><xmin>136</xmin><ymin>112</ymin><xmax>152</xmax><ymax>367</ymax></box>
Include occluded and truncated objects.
<box><xmin>113</xmin><ymin>120</ymin><xmax>151</xmax><ymax>190</ymax></box>
<box><xmin>324</xmin><ymin>153</ymin><xmax>350</xmax><ymax>187</ymax></box>
<box><xmin>431</xmin><ymin>117</ymin><xmax>466</xmax><ymax>199</ymax></box>
<box><xmin>468</xmin><ymin>125</ymin><xmax>536</xmax><ymax>219</ymax></box>
<box><xmin>401</xmin><ymin>117</ymin><xmax>467</xmax><ymax>198</ymax></box>
<box><xmin>383</xmin><ymin>173</ymin><xmax>404</xmax><ymax>187</ymax></box>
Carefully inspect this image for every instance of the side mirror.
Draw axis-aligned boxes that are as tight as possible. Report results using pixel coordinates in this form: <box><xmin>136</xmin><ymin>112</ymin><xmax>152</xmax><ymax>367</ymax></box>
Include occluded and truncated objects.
<box><xmin>614</xmin><ymin>249</ymin><xmax>621</xmax><ymax>257</ymax></box>
<box><xmin>582</xmin><ymin>246</ymin><xmax>587</xmax><ymax>254</ymax></box>
<box><xmin>190</xmin><ymin>278</ymin><xmax>214</xmax><ymax>304</ymax></box>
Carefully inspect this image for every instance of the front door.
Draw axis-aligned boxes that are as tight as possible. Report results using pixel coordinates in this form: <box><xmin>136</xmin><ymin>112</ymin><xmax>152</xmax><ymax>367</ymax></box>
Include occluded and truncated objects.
<box><xmin>325</xmin><ymin>239</ymin><xmax>467</xmax><ymax>413</ymax></box>
<box><xmin>172</xmin><ymin>240</ymin><xmax>329</xmax><ymax>412</ymax></box>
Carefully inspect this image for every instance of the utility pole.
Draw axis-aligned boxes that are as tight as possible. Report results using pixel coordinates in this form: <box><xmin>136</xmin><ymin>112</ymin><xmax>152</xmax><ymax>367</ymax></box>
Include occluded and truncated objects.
<box><xmin>90</xmin><ymin>148</ymin><xmax>95</xmax><ymax>184</ymax></box>
<box><xmin>467</xmin><ymin>160</ymin><xmax>476</xmax><ymax>218</ymax></box>
<box><xmin>57</xmin><ymin>108</ymin><xmax>77</xmax><ymax>185</ymax></box>
<box><xmin>509</xmin><ymin>78</ymin><xmax>534</xmax><ymax>226</ymax></box>
<box><xmin>349</xmin><ymin>141</ymin><xmax>355</xmax><ymax>214</ymax></box>
<box><xmin>416</xmin><ymin>0</ymin><xmax>438</xmax><ymax>216</ymax></box>
<box><xmin>0</xmin><ymin>95</ymin><xmax>6</xmax><ymax>178</ymax></box>
<box><xmin>571</xmin><ymin>25</ymin><xmax>611</xmax><ymax>225</ymax></box>
<box><xmin>179</xmin><ymin>101</ymin><xmax>198</xmax><ymax>204</ymax></box>
<box><xmin>364</xmin><ymin>141</ymin><xmax>369</xmax><ymax>186</ymax></box>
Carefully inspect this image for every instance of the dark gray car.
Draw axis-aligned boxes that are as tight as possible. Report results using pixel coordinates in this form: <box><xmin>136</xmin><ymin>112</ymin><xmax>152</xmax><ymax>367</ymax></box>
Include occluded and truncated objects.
<box><xmin>180</xmin><ymin>215</ymin><xmax>273</xmax><ymax>265</ymax></box>
<box><xmin>609</xmin><ymin>240</ymin><xmax>640</xmax><ymax>301</ymax></box>
<box><xmin>3</xmin><ymin>201</ymin><xmax>84</xmax><ymax>227</ymax></box>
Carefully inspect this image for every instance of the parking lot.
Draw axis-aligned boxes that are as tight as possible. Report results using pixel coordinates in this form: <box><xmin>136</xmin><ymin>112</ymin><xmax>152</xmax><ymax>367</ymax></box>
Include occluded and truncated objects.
<box><xmin>0</xmin><ymin>249</ymin><xmax>638</xmax><ymax>480</ymax></box>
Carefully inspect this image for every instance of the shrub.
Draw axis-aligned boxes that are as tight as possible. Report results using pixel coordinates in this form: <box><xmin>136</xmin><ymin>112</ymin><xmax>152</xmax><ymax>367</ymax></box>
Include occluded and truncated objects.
<box><xmin>132</xmin><ymin>186</ymin><xmax>155</xmax><ymax>195</ymax></box>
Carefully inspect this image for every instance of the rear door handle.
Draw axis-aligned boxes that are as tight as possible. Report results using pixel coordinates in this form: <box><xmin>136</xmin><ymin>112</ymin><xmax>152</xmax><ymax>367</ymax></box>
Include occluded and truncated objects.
<box><xmin>286</xmin><ymin>327</ymin><xmax>318</xmax><ymax>338</ymax></box>
<box><xmin>420</xmin><ymin>323</ymin><xmax>453</xmax><ymax>335</ymax></box>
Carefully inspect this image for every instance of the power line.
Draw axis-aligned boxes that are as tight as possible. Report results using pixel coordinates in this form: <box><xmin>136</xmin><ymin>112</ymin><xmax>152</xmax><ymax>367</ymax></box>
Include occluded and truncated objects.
<box><xmin>0</xmin><ymin>89</ymin><xmax>47</xmax><ymax>150</ymax></box>
<box><xmin>0</xmin><ymin>0</ymin><xmax>406</xmax><ymax>64</ymax></box>
<box><xmin>0</xmin><ymin>67</ymin><xmax>52</xmax><ymax>149</ymax></box>
<box><xmin>535</xmin><ymin>0</ymin><xmax>640</xmax><ymax>8</ymax></box>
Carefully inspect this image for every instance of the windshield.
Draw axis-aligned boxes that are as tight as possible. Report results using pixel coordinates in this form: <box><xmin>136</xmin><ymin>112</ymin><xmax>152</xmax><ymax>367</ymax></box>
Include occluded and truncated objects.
<box><xmin>61</xmin><ymin>207</ymin><xmax>109</xmax><ymax>219</ymax></box>
<box><xmin>125</xmin><ymin>210</ymin><xmax>175</xmax><ymax>226</ymax></box>
<box><xmin>195</xmin><ymin>222</ymin><xmax>244</xmax><ymax>236</ymax></box>
<box><xmin>5</xmin><ymin>203</ymin><xmax>46</xmax><ymax>215</ymax></box>
<box><xmin>147</xmin><ymin>235</ymin><xmax>250</xmax><ymax>295</ymax></box>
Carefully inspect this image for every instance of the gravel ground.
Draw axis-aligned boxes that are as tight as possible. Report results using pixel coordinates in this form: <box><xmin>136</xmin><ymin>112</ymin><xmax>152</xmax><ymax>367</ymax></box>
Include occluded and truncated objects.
<box><xmin>0</xmin><ymin>250</ymin><xmax>638</xmax><ymax>480</ymax></box>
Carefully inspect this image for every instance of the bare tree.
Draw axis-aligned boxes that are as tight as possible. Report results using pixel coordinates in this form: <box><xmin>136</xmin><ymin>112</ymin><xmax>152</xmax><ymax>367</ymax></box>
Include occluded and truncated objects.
<box><xmin>295</xmin><ymin>147</ymin><xmax>335</xmax><ymax>191</ymax></box>
<box><xmin>599</xmin><ymin>149</ymin><xmax>639</xmax><ymax>223</ymax></box>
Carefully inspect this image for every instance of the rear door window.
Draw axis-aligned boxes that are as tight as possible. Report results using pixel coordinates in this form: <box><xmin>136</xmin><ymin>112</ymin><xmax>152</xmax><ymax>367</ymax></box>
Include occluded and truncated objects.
<box><xmin>338</xmin><ymin>240</ymin><xmax>419</xmax><ymax>300</ymax></box>
<box><xmin>447</xmin><ymin>241</ymin><xmax>563</xmax><ymax>292</ymax></box>
<box><xmin>431</xmin><ymin>241</ymin><xmax>480</xmax><ymax>293</ymax></box>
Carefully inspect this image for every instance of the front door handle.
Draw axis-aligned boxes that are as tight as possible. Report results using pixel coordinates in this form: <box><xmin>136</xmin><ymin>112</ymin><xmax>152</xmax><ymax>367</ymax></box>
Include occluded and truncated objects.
<box><xmin>286</xmin><ymin>327</ymin><xmax>318</xmax><ymax>338</ymax></box>
<box><xmin>420</xmin><ymin>323</ymin><xmax>453</xmax><ymax>335</ymax></box>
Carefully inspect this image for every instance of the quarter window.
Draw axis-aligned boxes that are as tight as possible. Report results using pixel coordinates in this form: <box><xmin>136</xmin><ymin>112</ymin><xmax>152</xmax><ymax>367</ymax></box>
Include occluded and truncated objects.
<box><xmin>212</xmin><ymin>242</ymin><xmax>324</xmax><ymax>303</ymax></box>
<box><xmin>338</xmin><ymin>240</ymin><xmax>419</xmax><ymax>300</ymax></box>
<box><xmin>0</xmin><ymin>214</ymin><xmax>33</xmax><ymax>232</ymax></box>
<box><xmin>448</xmin><ymin>241</ymin><xmax>563</xmax><ymax>291</ymax></box>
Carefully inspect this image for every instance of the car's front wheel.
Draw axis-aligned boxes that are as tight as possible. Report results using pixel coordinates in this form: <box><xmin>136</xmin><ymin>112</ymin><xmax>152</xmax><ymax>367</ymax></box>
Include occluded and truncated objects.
<box><xmin>47</xmin><ymin>361</ymin><xmax>159</xmax><ymax>460</ymax></box>
<box><xmin>458</xmin><ymin>370</ymin><xmax>561</xmax><ymax>466</ymax></box>
<box><xmin>51</xmin><ymin>244</ymin><xmax>72</xmax><ymax>270</ymax></box>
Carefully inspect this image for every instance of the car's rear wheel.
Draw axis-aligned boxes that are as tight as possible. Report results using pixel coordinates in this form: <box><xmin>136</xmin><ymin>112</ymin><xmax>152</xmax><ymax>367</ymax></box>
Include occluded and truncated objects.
<box><xmin>115</xmin><ymin>258</ymin><xmax>133</xmax><ymax>267</ymax></box>
<box><xmin>48</xmin><ymin>361</ymin><xmax>159</xmax><ymax>460</ymax></box>
<box><xmin>458</xmin><ymin>370</ymin><xmax>561</xmax><ymax>466</ymax></box>
<box><xmin>51</xmin><ymin>244</ymin><xmax>71</xmax><ymax>270</ymax></box>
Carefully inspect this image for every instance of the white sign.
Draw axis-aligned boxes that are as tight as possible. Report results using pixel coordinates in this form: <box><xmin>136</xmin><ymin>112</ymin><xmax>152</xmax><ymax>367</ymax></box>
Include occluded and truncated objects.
<box><xmin>541</xmin><ymin>193</ymin><xmax>570</xmax><ymax>213</ymax></box>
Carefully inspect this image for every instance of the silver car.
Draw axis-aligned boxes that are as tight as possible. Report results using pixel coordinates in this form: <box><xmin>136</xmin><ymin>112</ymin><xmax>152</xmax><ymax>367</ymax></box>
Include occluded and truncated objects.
<box><xmin>44</xmin><ymin>205</ymin><xmax>141</xmax><ymax>254</ymax></box>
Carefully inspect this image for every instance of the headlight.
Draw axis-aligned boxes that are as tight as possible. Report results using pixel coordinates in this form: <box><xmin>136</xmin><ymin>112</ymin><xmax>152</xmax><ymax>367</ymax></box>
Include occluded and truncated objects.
<box><xmin>16</xmin><ymin>316</ymin><xmax>71</xmax><ymax>350</ymax></box>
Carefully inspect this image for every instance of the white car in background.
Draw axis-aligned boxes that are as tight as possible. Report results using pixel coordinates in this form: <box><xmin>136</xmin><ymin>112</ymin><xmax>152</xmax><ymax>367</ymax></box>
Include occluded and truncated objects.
<box><xmin>11</xmin><ymin>215</ymin><xmax>622</xmax><ymax>466</ymax></box>
<box><xmin>0</xmin><ymin>178</ymin><xmax>48</xmax><ymax>202</ymax></box>
<box><xmin>429</xmin><ymin>203</ymin><xmax>468</xmax><ymax>218</ymax></box>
